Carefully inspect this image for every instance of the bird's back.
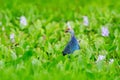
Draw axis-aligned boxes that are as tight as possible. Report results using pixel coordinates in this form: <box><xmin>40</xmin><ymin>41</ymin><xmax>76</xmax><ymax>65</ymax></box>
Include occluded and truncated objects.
<box><xmin>62</xmin><ymin>36</ymin><xmax>80</xmax><ymax>56</ymax></box>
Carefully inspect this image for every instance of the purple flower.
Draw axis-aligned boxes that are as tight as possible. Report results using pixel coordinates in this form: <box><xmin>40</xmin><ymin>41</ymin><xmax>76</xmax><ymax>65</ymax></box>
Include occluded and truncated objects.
<box><xmin>10</xmin><ymin>33</ymin><xmax>15</xmax><ymax>43</ymax></box>
<box><xmin>83</xmin><ymin>16</ymin><xmax>89</xmax><ymax>26</ymax></box>
<box><xmin>101</xmin><ymin>27</ymin><xmax>109</xmax><ymax>37</ymax></box>
<box><xmin>20</xmin><ymin>16</ymin><xmax>27</xmax><ymax>26</ymax></box>
<box><xmin>96</xmin><ymin>55</ymin><xmax>105</xmax><ymax>62</ymax></box>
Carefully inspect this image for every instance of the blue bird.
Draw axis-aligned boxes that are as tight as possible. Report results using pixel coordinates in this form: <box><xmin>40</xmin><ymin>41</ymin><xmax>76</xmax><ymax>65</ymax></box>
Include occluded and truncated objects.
<box><xmin>62</xmin><ymin>22</ymin><xmax>80</xmax><ymax>56</ymax></box>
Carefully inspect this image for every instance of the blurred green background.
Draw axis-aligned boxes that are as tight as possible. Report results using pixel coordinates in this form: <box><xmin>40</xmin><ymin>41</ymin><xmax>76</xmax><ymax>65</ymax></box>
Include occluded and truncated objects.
<box><xmin>0</xmin><ymin>0</ymin><xmax>120</xmax><ymax>80</ymax></box>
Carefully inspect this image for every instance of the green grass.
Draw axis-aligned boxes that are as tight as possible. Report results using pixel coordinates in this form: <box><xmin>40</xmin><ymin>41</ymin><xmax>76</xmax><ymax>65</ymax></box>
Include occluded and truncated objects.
<box><xmin>0</xmin><ymin>0</ymin><xmax>120</xmax><ymax>80</ymax></box>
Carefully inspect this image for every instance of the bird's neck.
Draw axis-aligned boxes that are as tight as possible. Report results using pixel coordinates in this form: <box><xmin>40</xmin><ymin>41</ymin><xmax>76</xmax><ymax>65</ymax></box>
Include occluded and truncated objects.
<box><xmin>70</xmin><ymin>31</ymin><xmax>74</xmax><ymax>38</ymax></box>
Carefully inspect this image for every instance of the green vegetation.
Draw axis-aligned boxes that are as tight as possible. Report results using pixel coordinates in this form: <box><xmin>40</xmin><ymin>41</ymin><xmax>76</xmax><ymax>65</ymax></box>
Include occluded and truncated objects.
<box><xmin>0</xmin><ymin>0</ymin><xmax>120</xmax><ymax>80</ymax></box>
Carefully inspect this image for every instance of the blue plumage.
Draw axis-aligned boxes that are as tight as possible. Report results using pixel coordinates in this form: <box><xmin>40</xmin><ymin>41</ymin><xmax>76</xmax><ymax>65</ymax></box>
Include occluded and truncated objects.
<box><xmin>62</xmin><ymin>35</ymin><xmax>80</xmax><ymax>56</ymax></box>
<box><xmin>62</xmin><ymin>22</ymin><xmax>80</xmax><ymax>56</ymax></box>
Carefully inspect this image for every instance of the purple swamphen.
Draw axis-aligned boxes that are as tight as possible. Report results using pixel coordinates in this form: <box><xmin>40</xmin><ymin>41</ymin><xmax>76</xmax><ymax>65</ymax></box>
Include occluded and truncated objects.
<box><xmin>62</xmin><ymin>22</ymin><xmax>80</xmax><ymax>56</ymax></box>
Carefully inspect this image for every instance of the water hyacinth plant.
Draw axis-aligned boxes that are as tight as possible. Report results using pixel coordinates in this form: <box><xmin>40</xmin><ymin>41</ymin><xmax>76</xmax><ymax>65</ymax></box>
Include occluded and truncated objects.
<box><xmin>101</xmin><ymin>26</ymin><xmax>109</xmax><ymax>37</ymax></box>
<box><xmin>96</xmin><ymin>55</ymin><xmax>106</xmax><ymax>62</ymax></box>
<box><xmin>0</xmin><ymin>0</ymin><xmax>120</xmax><ymax>80</ymax></box>
<box><xmin>83</xmin><ymin>16</ymin><xmax>89</xmax><ymax>26</ymax></box>
<box><xmin>0</xmin><ymin>60</ymin><xmax>5</xmax><ymax>69</ymax></box>
<box><xmin>10</xmin><ymin>33</ymin><xmax>15</xmax><ymax>43</ymax></box>
<box><xmin>109</xmin><ymin>59</ymin><xmax>114</xmax><ymax>64</ymax></box>
<box><xmin>20</xmin><ymin>16</ymin><xmax>27</xmax><ymax>27</ymax></box>
<box><xmin>0</xmin><ymin>22</ymin><xmax>2</xmax><ymax>26</ymax></box>
<box><xmin>2</xmin><ymin>27</ymin><xmax>5</xmax><ymax>31</ymax></box>
<box><xmin>11</xmin><ymin>51</ymin><xmax>17</xmax><ymax>60</ymax></box>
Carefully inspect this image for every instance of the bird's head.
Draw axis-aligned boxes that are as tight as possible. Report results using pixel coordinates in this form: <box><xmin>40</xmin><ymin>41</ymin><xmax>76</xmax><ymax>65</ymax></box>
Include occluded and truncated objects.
<box><xmin>65</xmin><ymin>22</ymin><xmax>74</xmax><ymax>35</ymax></box>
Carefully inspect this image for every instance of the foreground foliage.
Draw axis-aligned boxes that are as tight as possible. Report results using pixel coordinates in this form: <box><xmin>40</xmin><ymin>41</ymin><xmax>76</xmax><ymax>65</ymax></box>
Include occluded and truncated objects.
<box><xmin>0</xmin><ymin>0</ymin><xmax>120</xmax><ymax>80</ymax></box>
